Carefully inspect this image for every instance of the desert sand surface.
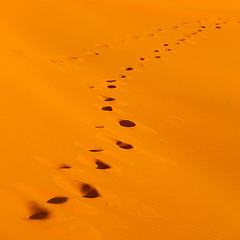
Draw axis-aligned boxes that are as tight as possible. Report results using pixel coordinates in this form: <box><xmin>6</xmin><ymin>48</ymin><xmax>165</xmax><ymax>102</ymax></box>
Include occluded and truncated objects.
<box><xmin>0</xmin><ymin>0</ymin><xmax>240</xmax><ymax>239</ymax></box>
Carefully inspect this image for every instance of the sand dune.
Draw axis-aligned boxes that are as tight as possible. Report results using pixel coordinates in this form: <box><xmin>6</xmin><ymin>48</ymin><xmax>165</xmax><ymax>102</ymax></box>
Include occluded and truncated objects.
<box><xmin>0</xmin><ymin>1</ymin><xmax>240</xmax><ymax>239</ymax></box>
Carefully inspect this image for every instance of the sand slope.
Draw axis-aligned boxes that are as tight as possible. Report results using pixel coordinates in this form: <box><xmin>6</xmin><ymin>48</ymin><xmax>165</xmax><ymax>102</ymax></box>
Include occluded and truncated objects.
<box><xmin>0</xmin><ymin>1</ymin><xmax>240</xmax><ymax>239</ymax></box>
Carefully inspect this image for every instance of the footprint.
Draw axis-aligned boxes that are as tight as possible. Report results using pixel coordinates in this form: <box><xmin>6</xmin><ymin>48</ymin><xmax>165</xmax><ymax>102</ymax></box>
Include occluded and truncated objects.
<box><xmin>89</xmin><ymin>148</ymin><xmax>103</xmax><ymax>152</ymax></box>
<box><xmin>95</xmin><ymin>160</ymin><xmax>111</xmax><ymax>169</ymax></box>
<box><xmin>163</xmin><ymin>44</ymin><xmax>169</xmax><ymax>46</ymax></box>
<box><xmin>81</xmin><ymin>183</ymin><xmax>100</xmax><ymax>198</ymax></box>
<box><xmin>119</xmin><ymin>120</ymin><xmax>136</xmax><ymax>127</ymax></box>
<box><xmin>216</xmin><ymin>26</ymin><xmax>221</xmax><ymax>29</ymax></box>
<box><xmin>29</xmin><ymin>211</ymin><xmax>49</xmax><ymax>220</ymax></box>
<box><xmin>116</xmin><ymin>141</ymin><xmax>133</xmax><ymax>149</ymax></box>
<box><xmin>155</xmin><ymin>56</ymin><xmax>161</xmax><ymax>59</ymax></box>
<box><xmin>29</xmin><ymin>203</ymin><xmax>50</xmax><ymax>220</ymax></box>
<box><xmin>140</xmin><ymin>57</ymin><xmax>145</xmax><ymax>61</ymax></box>
<box><xmin>106</xmin><ymin>80</ymin><xmax>116</xmax><ymax>83</ymax></box>
<box><xmin>154</xmin><ymin>50</ymin><xmax>159</xmax><ymax>52</ymax></box>
<box><xmin>120</xmin><ymin>75</ymin><xmax>126</xmax><ymax>78</ymax></box>
<box><xmin>95</xmin><ymin>125</ymin><xmax>104</xmax><ymax>128</ymax></box>
<box><xmin>125</xmin><ymin>67</ymin><xmax>133</xmax><ymax>71</ymax></box>
<box><xmin>35</xmin><ymin>156</ymin><xmax>71</xmax><ymax>170</ymax></box>
<box><xmin>47</xmin><ymin>197</ymin><xmax>68</xmax><ymax>204</ymax></box>
<box><xmin>102</xmin><ymin>106</ymin><xmax>113</xmax><ymax>111</ymax></box>
<box><xmin>104</xmin><ymin>97</ymin><xmax>115</xmax><ymax>101</ymax></box>
<box><xmin>108</xmin><ymin>85</ymin><xmax>116</xmax><ymax>89</ymax></box>
<box><xmin>59</xmin><ymin>164</ymin><xmax>71</xmax><ymax>169</ymax></box>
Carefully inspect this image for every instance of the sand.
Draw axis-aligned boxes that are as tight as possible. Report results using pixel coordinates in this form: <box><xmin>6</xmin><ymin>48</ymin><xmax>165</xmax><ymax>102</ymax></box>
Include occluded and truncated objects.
<box><xmin>0</xmin><ymin>1</ymin><xmax>240</xmax><ymax>239</ymax></box>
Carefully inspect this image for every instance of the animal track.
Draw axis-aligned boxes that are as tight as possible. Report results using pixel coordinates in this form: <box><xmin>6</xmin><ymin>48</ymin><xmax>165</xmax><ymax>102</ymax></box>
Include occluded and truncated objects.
<box><xmin>108</xmin><ymin>85</ymin><xmax>116</xmax><ymax>89</ymax></box>
<box><xmin>81</xmin><ymin>183</ymin><xmax>100</xmax><ymax>198</ymax></box>
<box><xmin>95</xmin><ymin>160</ymin><xmax>111</xmax><ymax>169</ymax></box>
<box><xmin>119</xmin><ymin>120</ymin><xmax>136</xmax><ymax>127</ymax></box>
<box><xmin>47</xmin><ymin>197</ymin><xmax>68</xmax><ymax>204</ymax></box>
<box><xmin>116</xmin><ymin>141</ymin><xmax>133</xmax><ymax>149</ymax></box>
<box><xmin>102</xmin><ymin>106</ymin><xmax>113</xmax><ymax>111</ymax></box>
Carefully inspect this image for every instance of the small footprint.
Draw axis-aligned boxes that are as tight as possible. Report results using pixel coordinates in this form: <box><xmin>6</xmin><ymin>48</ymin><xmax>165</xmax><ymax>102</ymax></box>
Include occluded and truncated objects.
<box><xmin>119</xmin><ymin>120</ymin><xmax>136</xmax><ymax>127</ymax></box>
<box><xmin>102</xmin><ymin>106</ymin><xmax>113</xmax><ymax>111</ymax></box>
<box><xmin>104</xmin><ymin>97</ymin><xmax>115</xmax><ymax>101</ymax></box>
<box><xmin>47</xmin><ymin>197</ymin><xmax>68</xmax><ymax>204</ymax></box>
<box><xmin>116</xmin><ymin>141</ymin><xmax>133</xmax><ymax>149</ymax></box>
<box><xmin>29</xmin><ymin>204</ymin><xmax>50</xmax><ymax>220</ymax></box>
<box><xmin>95</xmin><ymin>160</ymin><xmax>111</xmax><ymax>169</ymax></box>
<box><xmin>95</xmin><ymin>125</ymin><xmax>104</xmax><ymax>128</ymax></box>
<box><xmin>106</xmin><ymin>80</ymin><xmax>116</xmax><ymax>83</ymax></box>
<box><xmin>81</xmin><ymin>183</ymin><xmax>100</xmax><ymax>198</ymax></box>
<box><xmin>59</xmin><ymin>164</ymin><xmax>71</xmax><ymax>169</ymax></box>
<box><xmin>125</xmin><ymin>67</ymin><xmax>133</xmax><ymax>71</ymax></box>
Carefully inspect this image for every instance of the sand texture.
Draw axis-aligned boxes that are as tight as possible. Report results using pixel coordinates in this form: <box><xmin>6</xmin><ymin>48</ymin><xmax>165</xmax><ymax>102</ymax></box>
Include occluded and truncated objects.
<box><xmin>0</xmin><ymin>1</ymin><xmax>240</xmax><ymax>239</ymax></box>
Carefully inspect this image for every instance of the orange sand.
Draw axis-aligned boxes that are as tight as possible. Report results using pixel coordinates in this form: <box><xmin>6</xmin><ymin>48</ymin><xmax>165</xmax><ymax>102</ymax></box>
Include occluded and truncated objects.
<box><xmin>0</xmin><ymin>1</ymin><xmax>240</xmax><ymax>239</ymax></box>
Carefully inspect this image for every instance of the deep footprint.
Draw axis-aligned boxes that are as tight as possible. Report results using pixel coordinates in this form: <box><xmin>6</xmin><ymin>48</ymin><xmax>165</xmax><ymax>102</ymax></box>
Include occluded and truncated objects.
<box><xmin>29</xmin><ymin>210</ymin><xmax>49</xmax><ymax>220</ymax></box>
<box><xmin>95</xmin><ymin>160</ymin><xmax>111</xmax><ymax>169</ymax></box>
<box><xmin>116</xmin><ymin>141</ymin><xmax>133</xmax><ymax>149</ymax></box>
<box><xmin>102</xmin><ymin>106</ymin><xmax>113</xmax><ymax>111</ymax></box>
<box><xmin>81</xmin><ymin>183</ymin><xmax>100</xmax><ymax>198</ymax></box>
<box><xmin>47</xmin><ymin>197</ymin><xmax>68</xmax><ymax>204</ymax></box>
<box><xmin>119</xmin><ymin>120</ymin><xmax>136</xmax><ymax>127</ymax></box>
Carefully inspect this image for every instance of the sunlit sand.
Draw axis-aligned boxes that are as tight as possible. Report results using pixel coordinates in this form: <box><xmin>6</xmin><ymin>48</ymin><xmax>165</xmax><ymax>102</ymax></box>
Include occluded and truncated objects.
<box><xmin>0</xmin><ymin>1</ymin><xmax>240</xmax><ymax>239</ymax></box>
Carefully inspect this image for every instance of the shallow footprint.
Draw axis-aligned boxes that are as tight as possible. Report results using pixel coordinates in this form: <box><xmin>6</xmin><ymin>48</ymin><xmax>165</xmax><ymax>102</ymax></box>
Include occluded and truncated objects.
<box><xmin>89</xmin><ymin>148</ymin><xmax>103</xmax><ymax>152</ymax></box>
<box><xmin>119</xmin><ymin>120</ymin><xmax>136</xmax><ymax>127</ymax></box>
<box><xmin>58</xmin><ymin>164</ymin><xmax>71</xmax><ymax>169</ymax></box>
<box><xmin>106</xmin><ymin>80</ymin><xmax>116</xmax><ymax>83</ymax></box>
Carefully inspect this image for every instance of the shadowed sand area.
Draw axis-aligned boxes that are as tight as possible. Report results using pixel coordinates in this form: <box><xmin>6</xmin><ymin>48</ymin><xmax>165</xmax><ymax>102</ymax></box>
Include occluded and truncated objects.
<box><xmin>0</xmin><ymin>0</ymin><xmax>240</xmax><ymax>239</ymax></box>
